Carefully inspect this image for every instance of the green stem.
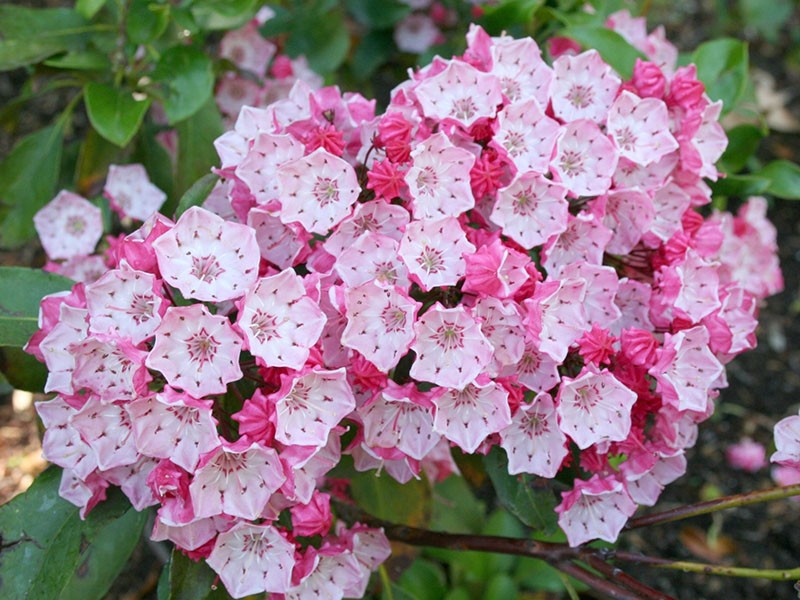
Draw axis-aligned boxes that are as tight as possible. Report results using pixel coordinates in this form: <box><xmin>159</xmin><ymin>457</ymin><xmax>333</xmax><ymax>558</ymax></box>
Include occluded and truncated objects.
<box><xmin>612</xmin><ymin>551</ymin><xmax>800</xmax><ymax>581</ymax></box>
<box><xmin>625</xmin><ymin>484</ymin><xmax>800</xmax><ymax>530</ymax></box>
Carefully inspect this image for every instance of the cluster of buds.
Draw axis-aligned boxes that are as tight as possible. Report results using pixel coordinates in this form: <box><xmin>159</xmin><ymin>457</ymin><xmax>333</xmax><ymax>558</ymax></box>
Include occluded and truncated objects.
<box><xmin>29</xmin><ymin>11</ymin><xmax>781</xmax><ymax>598</ymax></box>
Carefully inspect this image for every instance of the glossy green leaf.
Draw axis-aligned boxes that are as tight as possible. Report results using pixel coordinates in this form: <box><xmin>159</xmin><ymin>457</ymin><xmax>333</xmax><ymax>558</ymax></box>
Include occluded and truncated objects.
<box><xmin>43</xmin><ymin>50</ymin><xmax>110</xmax><ymax>70</ymax></box>
<box><xmin>710</xmin><ymin>173</ymin><xmax>770</xmax><ymax>197</ymax></box>
<box><xmin>349</xmin><ymin>470</ymin><xmax>431</xmax><ymax>527</ymax></box>
<box><xmin>739</xmin><ymin>0</ymin><xmax>793</xmax><ymax>43</ymax></box>
<box><xmin>153</xmin><ymin>45</ymin><xmax>214</xmax><ymax>124</ymax></box>
<box><xmin>691</xmin><ymin>38</ymin><xmax>749</xmax><ymax>115</ymax></box>
<box><xmin>258</xmin><ymin>5</ymin><xmax>294</xmax><ymax>36</ymax></box>
<box><xmin>442</xmin><ymin>589</ymin><xmax>470</xmax><ymax>600</ymax></box>
<box><xmin>191</xmin><ymin>0</ymin><xmax>258</xmax><ymax>30</ymax></box>
<box><xmin>175</xmin><ymin>173</ymin><xmax>219</xmax><ymax>218</ymax></box>
<box><xmin>484</xmin><ymin>574</ymin><xmax>518</xmax><ymax>600</ymax></box>
<box><xmin>430</xmin><ymin>475</ymin><xmax>485</xmax><ymax>534</ymax></box>
<box><xmin>0</xmin><ymin>124</ymin><xmax>64</xmax><ymax>248</ymax></box>
<box><xmin>383</xmin><ymin>583</ymin><xmax>421</xmax><ymax>600</ymax></box>
<box><xmin>285</xmin><ymin>7</ymin><xmax>350</xmax><ymax>74</ymax></box>
<box><xmin>165</xmin><ymin>549</ymin><xmax>229</xmax><ymax>600</ymax></box>
<box><xmin>479</xmin><ymin>0</ymin><xmax>543</xmax><ymax>35</ymax></box>
<box><xmin>346</xmin><ymin>0</ymin><xmax>410</xmax><ymax>29</ymax></box>
<box><xmin>0</xmin><ymin>267</ymin><xmax>74</xmax><ymax>347</ymax></box>
<box><xmin>127</xmin><ymin>0</ymin><xmax>171</xmax><ymax>45</ymax></box>
<box><xmin>0</xmin><ymin>467</ymin><xmax>147</xmax><ymax>600</ymax></box>
<box><xmin>173</xmin><ymin>97</ymin><xmax>223</xmax><ymax>206</ymax></box>
<box><xmin>397</xmin><ymin>559</ymin><xmax>447</xmax><ymax>600</ymax></box>
<box><xmin>559</xmin><ymin>25</ymin><xmax>644</xmax><ymax>79</ymax></box>
<box><xmin>132</xmin><ymin>124</ymin><xmax>176</xmax><ymax>205</ymax></box>
<box><xmin>483</xmin><ymin>446</ymin><xmax>558</xmax><ymax>534</ymax></box>
<box><xmin>758</xmin><ymin>160</ymin><xmax>800</xmax><ymax>200</ymax></box>
<box><xmin>76</xmin><ymin>0</ymin><xmax>107</xmax><ymax>19</ymax></box>
<box><xmin>75</xmin><ymin>127</ymin><xmax>127</xmax><ymax>194</ymax></box>
<box><xmin>84</xmin><ymin>82</ymin><xmax>151</xmax><ymax>147</ymax></box>
<box><xmin>718</xmin><ymin>123</ymin><xmax>764</xmax><ymax>174</ymax></box>
<box><xmin>0</xmin><ymin>347</ymin><xmax>50</xmax><ymax>393</ymax></box>
<box><xmin>351</xmin><ymin>30</ymin><xmax>396</xmax><ymax>79</ymax></box>
<box><xmin>0</xmin><ymin>6</ymin><xmax>90</xmax><ymax>70</ymax></box>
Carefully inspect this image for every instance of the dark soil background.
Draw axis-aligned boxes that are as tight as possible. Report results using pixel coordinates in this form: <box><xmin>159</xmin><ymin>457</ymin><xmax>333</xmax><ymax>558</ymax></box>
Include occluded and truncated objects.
<box><xmin>2</xmin><ymin>1</ymin><xmax>800</xmax><ymax>599</ymax></box>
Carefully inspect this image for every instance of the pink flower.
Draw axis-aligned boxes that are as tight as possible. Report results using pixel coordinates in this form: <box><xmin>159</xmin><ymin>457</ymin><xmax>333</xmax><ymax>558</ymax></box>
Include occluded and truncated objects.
<box><xmin>410</xmin><ymin>304</ymin><xmax>494</xmax><ymax>390</ymax></box>
<box><xmin>726</xmin><ymin>438</ymin><xmax>767</xmax><ymax>472</ymax></box>
<box><xmin>492</xmin><ymin>173</ymin><xmax>568</xmax><ymax>249</ymax></box>
<box><xmin>555</xmin><ymin>475</ymin><xmax>637</xmax><ymax>546</ymax></box>
<box><xmin>146</xmin><ymin>304</ymin><xmax>243</xmax><ymax>398</ymax></box>
<box><xmin>104</xmin><ymin>164</ymin><xmax>166</xmax><ymax>221</ymax></box>
<box><xmin>551</xmin><ymin>50</ymin><xmax>621</xmax><ymax>124</ymax></box>
<box><xmin>277</xmin><ymin>147</ymin><xmax>360</xmax><ymax>234</ymax></box>
<box><xmin>271</xmin><ymin>368</ymin><xmax>356</xmax><ymax>448</ymax></box>
<box><xmin>153</xmin><ymin>206</ymin><xmax>260</xmax><ymax>303</ymax></box>
<box><xmin>432</xmin><ymin>379</ymin><xmax>511</xmax><ymax>453</ymax></box>
<box><xmin>500</xmin><ymin>392</ymin><xmax>568</xmax><ymax>477</ymax></box>
<box><xmin>290</xmin><ymin>491</ymin><xmax>333</xmax><ymax>537</ymax></box>
<box><xmin>34</xmin><ymin>190</ymin><xmax>103</xmax><ymax>260</ymax></box>
<box><xmin>414</xmin><ymin>60</ymin><xmax>503</xmax><ymax>129</ymax></box>
<box><xmin>556</xmin><ymin>367</ymin><xmax>637</xmax><ymax>449</ymax></box>
<box><xmin>236</xmin><ymin>269</ymin><xmax>326</xmax><ymax>370</ymax></box>
<box><xmin>207</xmin><ymin>522</ymin><xmax>296</xmax><ymax>596</ymax></box>
<box><xmin>462</xmin><ymin>238</ymin><xmax>529</xmax><ymax>299</ymax></box>
<box><xmin>405</xmin><ymin>132</ymin><xmax>475</xmax><ymax>219</ymax></box>
<box><xmin>398</xmin><ymin>217</ymin><xmax>475</xmax><ymax>291</ymax></box>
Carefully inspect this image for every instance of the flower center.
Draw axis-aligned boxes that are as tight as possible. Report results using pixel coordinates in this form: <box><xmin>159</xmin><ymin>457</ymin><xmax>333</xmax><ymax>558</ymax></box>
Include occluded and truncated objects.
<box><xmin>433</xmin><ymin>321</ymin><xmax>465</xmax><ymax>352</ymax></box>
<box><xmin>416</xmin><ymin>245</ymin><xmax>445</xmax><ymax>274</ymax></box>
<box><xmin>567</xmin><ymin>84</ymin><xmax>594</xmax><ymax>109</ymax></box>
<box><xmin>312</xmin><ymin>177</ymin><xmax>339</xmax><ymax>206</ymax></box>
<box><xmin>191</xmin><ymin>255</ymin><xmax>224</xmax><ymax>283</ymax></box>
<box><xmin>185</xmin><ymin>327</ymin><xmax>220</xmax><ymax>365</ymax></box>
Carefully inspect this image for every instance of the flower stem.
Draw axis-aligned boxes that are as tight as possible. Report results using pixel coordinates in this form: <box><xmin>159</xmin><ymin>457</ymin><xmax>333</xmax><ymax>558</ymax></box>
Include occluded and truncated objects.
<box><xmin>611</xmin><ymin>551</ymin><xmax>800</xmax><ymax>581</ymax></box>
<box><xmin>625</xmin><ymin>484</ymin><xmax>800</xmax><ymax>530</ymax></box>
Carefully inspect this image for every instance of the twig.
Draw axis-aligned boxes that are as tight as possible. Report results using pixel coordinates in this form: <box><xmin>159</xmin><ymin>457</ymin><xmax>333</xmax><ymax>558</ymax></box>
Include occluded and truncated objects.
<box><xmin>625</xmin><ymin>484</ymin><xmax>800</xmax><ymax>530</ymax></box>
<box><xmin>555</xmin><ymin>560</ymin><xmax>649</xmax><ymax>600</ymax></box>
<box><xmin>584</xmin><ymin>554</ymin><xmax>676</xmax><ymax>600</ymax></box>
<box><xmin>610</xmin><ymin>551</ymin><xmax>800</xmax><ymax>581</ymax></box>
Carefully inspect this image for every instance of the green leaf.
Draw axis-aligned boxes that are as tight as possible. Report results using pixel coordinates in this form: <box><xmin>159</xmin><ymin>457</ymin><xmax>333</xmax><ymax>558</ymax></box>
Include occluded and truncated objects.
<box><xmin>0</xmin><ymin>6</ymin><xmax>86</xmax><ymax>37</ymax></box>
<box><xmin>478</xmin><ymin>0</ymin><xmax>544</xmax><ymax>35</ymax></box>
<box><xmin>349</xmin><ymin>470</ymin><xmax>431</xmax><ymax>527</ymax></box>
<box><xmin>483</xmin><ymin>446</ymin><xmax>558</xmax><ymax>534</ymax></box>
<box><xmin>258</xmin><ymin>5</ymin><xmax>294</xmax><ymax>37</ymax></box>
<box><xmin>127</xmin><ymin>0</ymin><xmax>171</xmax><ymax>45</ymax></box>
<box><xmin>351</xmin><ymin>30</ymin><xmax>395</xmax><ymax>79</ymax></box>
<box><xmin>132</xmin><ymin>123</ymin><xmax>176</xmax><ymax>204</ymax></box>
<box><xmin>0</xmin><ymin>124</ymin><xmax>64</xmax><ymax>248</ymax></box>
<box><xmin>76</xmin><ymin>0</ymin><xmax>107</xmax><ymax>19</ymax></box>
<box><xmin>559</xmin><ymin>25</ymin><xmax>644</xmax><ymax>79</ymax></box>
<box><xmin>175</xmin><ymin>173</ymin><xmax>219</xmax><ymax>218</ymax></box>
<box><xmin>285</xmin><ymin>7</ymin><xmax>350</xmax><ymax>74</ymax></box>
<box><xmin>173</xmin><ymin>97</ymin><xmax>223</xmax><ymax>207</ymax></box>
<box><xmin>153</xmin><ymin>45</ymin><xmax>214</xmax><ymax>124</ymax></box>
<box><xmin>397</xmin><ymin>559</ymin><xmax>447</xmax><ymax>600</ymax></box>
<box><xmin>718</xmin><ymin>124</ymin><xmax>764</xmax><ymax>174</ymax></box>
<box><xmin>0</xmin><ymin>267</ymin><xmax>74</xmax><ymax>347</ymax></box>
<box><xmin>430</xmin><ymin>475</ymin><xmax>485</xmax><ymax>534</ymax></box>
<box><xmin>484</xmin><ymin>574</ymin><xmax>518</xmax><ymax>600</ymax></box>
<box><xmin>43</xmin><ymin>50</ymin><xmax>110</xmax><ymax>70</ymax></box>
<box><xmin>758</xmin><ymin>160</ymin><xmax>800</xmax><ymax>200</ymax></box>
<box><xmin>75</xmin><ymin>126</ymin><xmax>127</xmax><ymax>194</ymax></box>
<box><xmin>0</xmin><ymin>347</ymin><xmax>50</xmax><ymax>392</ymax></box>
<box><xmin>0</xmin><ymin>6</ymin><xmax>90</xmax><ymax>70</ymax></box>
<box><xmin>739</xmin><ymin>0</ymin><xmax>793</xmax><ymax>43</ymax></box>
<box><xmin>84</xmin><ymin>82</ymin><xmax>151</xmax><ymax>147</ymax></box>
<box><xmin>691</xmin><ymin>39</ymin><xmax>749</xmax><ymax>115</ymax></box>
<box><xmin>0</xmin><ymin>467</ymin><xmax>148</xmax><ymax>600</ymax></box>
<box><xmin>709</xmin><ymin>173</ymin><xmax>770</xmax><ymax>197</ymax></box>
<box><xmin>166</xmin><ymin>549</ymin><xmax>229</xmax><ymax>600</ymax></box>
<box><xmin>191</xmin><ymin>0</ymin><xmax>258</xmax><ymax>30</ymax></box>
<box><xmin>346</xmin><ymin>0</ymin><xmax>410</xmax><ymax>29</ymax></box>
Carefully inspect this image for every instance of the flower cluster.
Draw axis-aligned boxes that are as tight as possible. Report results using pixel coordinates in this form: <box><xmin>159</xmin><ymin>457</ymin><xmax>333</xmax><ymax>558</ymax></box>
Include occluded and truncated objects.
<box><xmin>29</xmin><ymin>11</ymin><xmax>782</xmax><ymax>597</ymax></box>
<box><xmin>214</xmin><ymin>8</ymin><xmax>322</xmax><ymax>123</ymax></box>
<box><xmin>34</xmin><ymin>164</ymin><xmax>166</xmax><ymax>284</ymax></box>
